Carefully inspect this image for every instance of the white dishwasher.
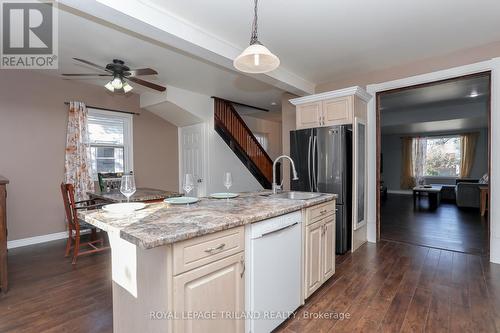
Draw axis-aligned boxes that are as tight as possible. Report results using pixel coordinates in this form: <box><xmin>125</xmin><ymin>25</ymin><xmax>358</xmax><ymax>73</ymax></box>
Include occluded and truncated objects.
<box><xmin>245</xmin><ymin>211</ymin><xmax>302</xmax><ymax>333</ymax></box>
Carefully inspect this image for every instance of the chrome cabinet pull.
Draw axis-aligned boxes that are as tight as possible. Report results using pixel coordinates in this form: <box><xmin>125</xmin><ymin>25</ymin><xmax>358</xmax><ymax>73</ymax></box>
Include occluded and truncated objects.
<box><xmin>204</xmin><ymin>243</ymin><xmax>226</xmax><ymax>254</ymax></box>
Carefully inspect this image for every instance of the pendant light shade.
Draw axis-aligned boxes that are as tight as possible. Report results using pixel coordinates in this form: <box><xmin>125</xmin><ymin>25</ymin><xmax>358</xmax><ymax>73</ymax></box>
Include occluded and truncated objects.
<box><xmin>234</xmin><ymin>43</ymin><xmax>280</xmax><ymax>73</ymax></box>
<box><xmin>234</xmin><ymin>0</ymin><xmax>280</xmax><ymax>73</ymax></box>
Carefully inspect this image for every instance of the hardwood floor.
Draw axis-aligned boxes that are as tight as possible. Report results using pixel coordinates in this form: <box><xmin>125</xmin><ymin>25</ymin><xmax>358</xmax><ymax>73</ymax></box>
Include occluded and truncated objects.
<box><xmin>380</xmin><ymin>193</ymin><xmax>487</xmax><ymax>255</ymax></box>
<box><xmin>2</xmin><ymin>237</ymin><xmax>499</xmax><ymax>333</ymax></box>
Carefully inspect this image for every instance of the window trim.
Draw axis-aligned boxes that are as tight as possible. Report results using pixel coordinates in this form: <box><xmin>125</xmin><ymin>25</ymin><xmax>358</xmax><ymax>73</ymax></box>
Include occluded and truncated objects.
<box><xmin>87</xmin><ymin>108</ymin><xmax>134</xmax><ymax>176</ymax></box>
<box><xmin>422</xmin><ymin>134</ymin><xmax>461</xmax><ymax>177</ymax></box>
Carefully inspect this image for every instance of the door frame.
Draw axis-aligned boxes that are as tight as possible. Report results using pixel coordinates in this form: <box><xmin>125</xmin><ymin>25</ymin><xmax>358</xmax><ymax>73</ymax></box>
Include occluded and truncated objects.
<box><xmin>367</xmin><ymin>59</ymin><xmax>500</xmax><ymax>262</ymax></box>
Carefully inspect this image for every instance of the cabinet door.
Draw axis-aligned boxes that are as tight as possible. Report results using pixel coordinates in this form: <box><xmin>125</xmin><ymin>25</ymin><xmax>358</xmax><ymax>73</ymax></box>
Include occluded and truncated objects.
<box><xmin>296</xmin><ymin>102</ymin><xmax>322</xmax><ymax>129</ymax></box>
<box><xmin>173</xmin><ymin>253</ymin><xmax>245</xmax><ymax>333</ymax></box>
<box><xmin>322</xmin><ymin>217</ymin><xmax>335</xmax><ymax>281</ymax></box>
<box><xmin>305</xmin><ymin>221</ymin><xmax>323</xmax><ymax>298</ymax></box>
<box><xmin>322</xmin><ymin>97</ymin><xmax>352</xmax><ymax>126</ymax></box>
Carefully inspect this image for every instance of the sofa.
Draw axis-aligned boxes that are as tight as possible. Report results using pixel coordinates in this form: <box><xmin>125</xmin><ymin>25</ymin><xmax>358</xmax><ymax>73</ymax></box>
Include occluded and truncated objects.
<box><xmin>455</xmin><ymin>177</ymin><xmax>483</xmax><ymax>208</ymax></box>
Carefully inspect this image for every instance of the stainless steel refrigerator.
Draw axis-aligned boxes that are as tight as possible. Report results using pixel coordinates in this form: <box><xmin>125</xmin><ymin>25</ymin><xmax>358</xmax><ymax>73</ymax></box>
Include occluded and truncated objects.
<box><xmin>290</xmin><ymin>125</ymin><xmax>352</xmax><ymax>254</ymax></box>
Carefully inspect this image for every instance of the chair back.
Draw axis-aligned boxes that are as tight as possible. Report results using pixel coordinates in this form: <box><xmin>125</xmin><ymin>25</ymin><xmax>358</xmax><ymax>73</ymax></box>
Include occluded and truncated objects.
<box><xmin>98</xmin><ymin>172</ymin><xmax>123</xmax><ymax>191</ymax></box>
<box><xmin>60</xmin><ymin>183</ymin><xmax>80</xmax><ymax>233</ymax></box>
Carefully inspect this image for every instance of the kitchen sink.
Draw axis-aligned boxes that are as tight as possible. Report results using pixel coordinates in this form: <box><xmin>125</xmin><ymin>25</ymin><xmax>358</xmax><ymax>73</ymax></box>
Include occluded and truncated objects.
<box><xmin>269</xmin><ymin>191</ymin><xmax>323</xmax><ymax>200</ymax></box>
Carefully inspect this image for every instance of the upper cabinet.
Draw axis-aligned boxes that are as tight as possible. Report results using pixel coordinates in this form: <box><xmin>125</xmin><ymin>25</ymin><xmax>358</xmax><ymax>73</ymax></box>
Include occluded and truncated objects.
<box><xmin>290</xmin><ymin>86</ymin><xmax>371</xmax><ymax>130</ymax></box>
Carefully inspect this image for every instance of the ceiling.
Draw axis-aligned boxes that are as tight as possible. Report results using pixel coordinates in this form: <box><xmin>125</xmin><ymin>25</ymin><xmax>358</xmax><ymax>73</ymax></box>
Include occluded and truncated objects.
<box><xmin>49</xmin><ymin>1</ymin><xmax>500</xmax><ymax>125</ymax></box>
<box><xmin>380</xmin><ymin>74</ymin><xmax>490</xmax><ymax>134</ymax></box>
<box><xmin>380</xmin><ymin>74</ymin><xmax>490</xmax><ymax>112</ymax></box>
<box><xmin>143</xmin><ymin>0</ymin><xmax>500</xmax><ymax>84</ymax></box>
<box><xmin>51</xmin><ymin>6</ymin><xmax>284</xmax><ymax>115</ymax></box>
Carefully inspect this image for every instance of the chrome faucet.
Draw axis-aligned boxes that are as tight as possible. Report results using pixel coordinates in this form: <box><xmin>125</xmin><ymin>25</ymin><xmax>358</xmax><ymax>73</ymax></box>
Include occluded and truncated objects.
<box><xmin>272</xmin><ymin>155</ymin><xmax>299</xmax><ymax>194</ymax></box>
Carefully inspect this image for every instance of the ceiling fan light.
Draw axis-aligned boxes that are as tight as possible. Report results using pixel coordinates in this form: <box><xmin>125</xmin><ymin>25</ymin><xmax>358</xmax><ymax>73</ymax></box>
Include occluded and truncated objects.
<box><xmin>104</xmin><ymin>81</ymin><xmax>115</xmax><ymax>92</ymax></box>
<box><xmin>111</xmin><ymin>76</ymin><xmax>123</xmax><ymax>89</ymax></box>
<box><xmin>234</xmin><ymin>43</ymin><xmax>280</xmax><ymax>74</ymax></box>
<box><xmin>123</xmin><ymin>82</ymin><xmax>133</xmax><ymax>93</ymax></box>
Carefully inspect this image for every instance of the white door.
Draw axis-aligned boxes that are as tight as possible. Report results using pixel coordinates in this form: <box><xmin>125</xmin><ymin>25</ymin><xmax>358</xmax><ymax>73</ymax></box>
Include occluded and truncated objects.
<box><xmin>179</xmin><ymin>123</ymin><xmax>206</xmax><ymax>197</ymax></box>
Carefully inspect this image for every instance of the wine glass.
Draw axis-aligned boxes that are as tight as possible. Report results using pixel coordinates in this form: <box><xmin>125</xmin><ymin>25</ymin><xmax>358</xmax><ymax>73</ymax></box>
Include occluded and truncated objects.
<box><xmin>120</xmin><ymin>174</ymin><xmax>136</xmax><ymax>202</ymax></box>
<box><xmin>183</xmin><ymin>174</ymin><xmax>195</xmax><ymax>196</ymax></box>
<box><xmin>224</xmin><ymin>172</ymin><xmax>232</xmax><ymax>192</ymax></box>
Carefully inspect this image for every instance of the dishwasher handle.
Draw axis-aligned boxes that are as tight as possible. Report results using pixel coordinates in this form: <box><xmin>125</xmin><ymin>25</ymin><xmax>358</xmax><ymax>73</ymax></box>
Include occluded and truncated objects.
<box><xmin>259</xmin><ymin>221</ymin><xmax>299</xmax><ymax>238</ymax></box>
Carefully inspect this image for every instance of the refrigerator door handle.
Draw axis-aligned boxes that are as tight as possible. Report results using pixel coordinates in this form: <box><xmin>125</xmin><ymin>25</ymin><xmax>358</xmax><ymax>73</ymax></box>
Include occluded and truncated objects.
<box><xmin>307</xmin><ymin>135</ymin><xmax>313</xmax><ymax>192</ymax></box>
<box><xmin>312</xmin><ymin>135</ymin><xmax>317</xmax><ymax>192</ymax></box>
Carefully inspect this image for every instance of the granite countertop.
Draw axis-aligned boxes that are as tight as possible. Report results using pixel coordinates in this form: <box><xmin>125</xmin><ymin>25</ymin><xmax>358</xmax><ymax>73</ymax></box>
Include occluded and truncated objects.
<box><xmin>88</xmin><ymin>188</ymin><xmax>181</xmax><ymax>203</ymax></box>
<box><xmin>79</xmin><ymin>192</ymin><xmax>337</xmax><ymax>249</ymax></box>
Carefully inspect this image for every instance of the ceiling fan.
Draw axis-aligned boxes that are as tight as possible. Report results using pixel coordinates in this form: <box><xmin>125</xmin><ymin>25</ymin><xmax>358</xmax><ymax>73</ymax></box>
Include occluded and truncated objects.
<box><xmin>62</xmin><ymin>58</ymin><xmax>166</xmax><ymax>93</ymax></box>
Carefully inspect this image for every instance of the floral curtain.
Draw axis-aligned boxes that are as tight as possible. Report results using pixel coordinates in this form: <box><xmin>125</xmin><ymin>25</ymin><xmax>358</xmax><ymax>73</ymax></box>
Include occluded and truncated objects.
<box><xmin>64</xmin><ymin>101</ymin><xmax>94</xmax><ymax>201</ymax></box>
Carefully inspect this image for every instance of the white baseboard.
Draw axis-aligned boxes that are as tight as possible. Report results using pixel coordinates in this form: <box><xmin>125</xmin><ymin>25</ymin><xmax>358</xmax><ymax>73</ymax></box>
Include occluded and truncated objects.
<box><xmin>7</xmin><ymin>230</ymin><xmax>90</xmax><ymax>249</ymax></box>
<box><xmin>387</xmin><ymin>190</ymin><xmax>413</xmax><ymax>195</ymax></box>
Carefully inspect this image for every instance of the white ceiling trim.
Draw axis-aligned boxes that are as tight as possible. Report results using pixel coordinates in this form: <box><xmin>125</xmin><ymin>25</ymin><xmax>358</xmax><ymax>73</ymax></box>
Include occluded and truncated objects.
<box><xmin>59</xmin><ymin>0</ymin><xmax>314</xmax><ymax>95</ymax></box>
<box><xmin>289</xmin><ymin>86</ymin><xmax>372</xmax><ymax>105</ymax></box>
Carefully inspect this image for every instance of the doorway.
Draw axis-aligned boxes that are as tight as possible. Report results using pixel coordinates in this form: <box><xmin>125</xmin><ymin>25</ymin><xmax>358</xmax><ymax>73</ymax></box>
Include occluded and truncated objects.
<box><xmin>376</xmin><ymin>72</ymin><xmax>491</xmax><ymax>254</ymax></box>
<box><xmin>179</xmin><ymin>123</ymin><xmax>207</xmax><ymax>197</ymax></box>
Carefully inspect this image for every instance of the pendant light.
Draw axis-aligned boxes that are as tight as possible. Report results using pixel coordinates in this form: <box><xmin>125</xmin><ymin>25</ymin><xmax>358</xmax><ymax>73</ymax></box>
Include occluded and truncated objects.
<box><xmin>233</xmin><ymin>0</ymin><xmax>280</xmax><ymax>73</ymax></box>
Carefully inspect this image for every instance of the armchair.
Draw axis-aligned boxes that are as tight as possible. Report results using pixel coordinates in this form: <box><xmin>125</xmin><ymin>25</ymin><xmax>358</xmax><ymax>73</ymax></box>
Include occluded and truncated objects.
<box><xmin>455</xmin><ymin>182</ymin><xmax>480</xmax><ymax>208</ymax></box>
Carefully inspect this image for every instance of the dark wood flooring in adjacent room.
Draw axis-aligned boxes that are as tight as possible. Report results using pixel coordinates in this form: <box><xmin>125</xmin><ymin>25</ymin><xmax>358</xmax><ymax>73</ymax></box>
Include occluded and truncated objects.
<box><xmin>380</xmin><ymin>193</ymin><xmax>487</xmax><ymax>255</ymax></box>
<box><xmin>2</xmin><ymin>238</ymin><xmax>500</xmax><ymax>333</ymax></box>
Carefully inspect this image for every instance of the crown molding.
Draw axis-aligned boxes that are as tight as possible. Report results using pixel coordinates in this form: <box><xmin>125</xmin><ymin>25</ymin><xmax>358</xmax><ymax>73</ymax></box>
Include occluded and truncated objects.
<box><xmin>289</xmin><ymin>86</ymin><xmax>372</xmax><ymax>105</ymax></box>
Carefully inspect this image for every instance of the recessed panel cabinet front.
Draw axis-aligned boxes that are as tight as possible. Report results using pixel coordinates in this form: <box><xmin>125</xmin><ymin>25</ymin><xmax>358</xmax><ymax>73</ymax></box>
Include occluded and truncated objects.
<box><xmin>304</xmin><ymin>202</ymin><xmax>336</xmax><ymax>299</ymax></box>
<box><xmin>322</xmin><ymin>217</ymin><xmax>335</xmax><ymax>280</ymax></box>
<box><xmin>305</xmin><ymin>221</ymin><xmax>323</xmax><ymax>297</ymax></box>
<box><xmin>322</xmin><ymin>97</ymin><xmax>352</xmax><ymax>126</ymax></box>
<box><xmin>296</xmin><ymin>102</ymin><xmax>322</xmax><ymax>129</ymax></box>
<box><xmin>173</xmin><ymin>253</ymin><xmax>245</xmax><ymax>333</ymax></box>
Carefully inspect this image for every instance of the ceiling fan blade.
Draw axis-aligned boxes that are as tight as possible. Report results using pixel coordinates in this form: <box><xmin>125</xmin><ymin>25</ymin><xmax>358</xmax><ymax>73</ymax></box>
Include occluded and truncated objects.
<box><xmin>127</xmin><ymin>77</ymin><xmax>166</xmax><ymax>92</ymax></box>
<box><xmin>127</xmin><ymin>68</ymin><xmax>158</xmax><ymax>76</ymax></box>
<box><xmin>72</xmin><ymin>58</ymin><xmax>110</xmax><ymax>72</ymax></box>
<box><xmin>62</xmin><ymin>73</ymin><xmax>112</xmax><ymax>76</ymax></box>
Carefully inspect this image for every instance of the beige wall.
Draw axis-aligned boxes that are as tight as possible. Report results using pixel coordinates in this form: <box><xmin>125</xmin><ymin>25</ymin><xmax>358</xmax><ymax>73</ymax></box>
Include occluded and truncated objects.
<box><xmin>134</xmin><ymin>110</ymin><xmax>178</xmax><ymax>190</ymax></box>
<box><xmin>0</xmin><ymin>70</ymin><xmax>178</xmax><ymax>241</ymax></box>
<box><xmin>240</xmin><ymin>115</ymin><xmax>282</xmax><ymax>160</ymax></box>
<box><xmin>317</xmin><ymin>40</ymin><xmax>500</xmax><ymax>92</ymax></box>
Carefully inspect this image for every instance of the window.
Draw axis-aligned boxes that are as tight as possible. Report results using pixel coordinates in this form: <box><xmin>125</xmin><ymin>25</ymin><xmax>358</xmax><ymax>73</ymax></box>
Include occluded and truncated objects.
<box><xmin>88</xmin><ymin>109</ymin><xmax>133</xmax><ymax>179</ymax></box>
<box><xmin>254</xmin><ymin>132</ymin><xmax>269</xmax><ymax>152</ymax></box>
<box><xmin>423</xmin><ymin>136</ymin><xmax>461</xmax><ymax>177</ymax></box>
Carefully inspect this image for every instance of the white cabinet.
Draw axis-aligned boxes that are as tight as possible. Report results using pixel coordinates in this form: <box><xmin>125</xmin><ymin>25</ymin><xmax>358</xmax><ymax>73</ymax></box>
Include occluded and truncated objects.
<box><xmin>296</xmin><ymin>102</ymin><xmax>322</xmax><ymax>129</ymax></box>
<box><xmin>304</xmin><ymin>201</ymin><xmax>336</xmax><ymax>299</ymax></box>
<box><xmin>322</xmin><ymin>97</ymin><xmax>352</xmax><ymax>126</ymax></box>
<box><xmin>305</xmin><ymin>220</ymin><xmax>323</xmax><ymax>296</ymax></box>
<box><xmin>291</xmin><ymin>86</ymin><xmax>370</xmax><ymax>130</ymax></box>
<box><xmin>172</xmin><ymin>227</ymin><xmax>245</xmax><ymax>333</ymax></box>
<box><xmin>296</xmin><ymin>98</ymin><xmax>352</xmax><ymax>129</ymax></box>
<box><xmin>173</xmin><ymin>253</ymin><xmax>245</xmax><ymax>333</ymax></box>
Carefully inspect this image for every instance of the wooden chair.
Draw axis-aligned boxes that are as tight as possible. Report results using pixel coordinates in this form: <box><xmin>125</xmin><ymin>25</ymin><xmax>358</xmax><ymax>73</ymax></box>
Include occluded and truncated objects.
<box><xmin>60</xmin><ymin>183</ymin><xmax>109</xmax><ymax>264</ymax></box>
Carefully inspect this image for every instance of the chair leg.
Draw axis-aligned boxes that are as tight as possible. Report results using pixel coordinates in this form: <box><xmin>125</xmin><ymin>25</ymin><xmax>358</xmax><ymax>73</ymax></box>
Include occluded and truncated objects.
<box><xmin>91</xmin><ymin>228</ymin><xmax>97</xmax><ymax>241</ymax></box>
<box><xmin>65</xmin><ymin>232</ymin><xmax>72</xmax><ymax>257</ymax></box>
<box><xmin>72</xmin><ymin>232</ymin><xmax>80</xmax><ymax>265</ymax></box>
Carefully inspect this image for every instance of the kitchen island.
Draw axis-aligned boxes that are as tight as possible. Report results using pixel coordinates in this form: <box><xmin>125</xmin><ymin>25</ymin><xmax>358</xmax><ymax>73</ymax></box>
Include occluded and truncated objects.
<box><xmin>79</xmin><ymin>192</ymin><xmax>336</xmax><ymax>333</ymax></box>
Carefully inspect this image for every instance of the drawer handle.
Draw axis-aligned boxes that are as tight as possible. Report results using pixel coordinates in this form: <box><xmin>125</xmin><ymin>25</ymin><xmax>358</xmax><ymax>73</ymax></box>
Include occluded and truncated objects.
<box><xmin>320</xmin><ymin>209</ymin><xmax>328</xmax><ymax>214</ymax></box>
<box><xmin>204</xmin><ymin>243</ymin><xmax>226</xmax><ymax>254</ymax></box>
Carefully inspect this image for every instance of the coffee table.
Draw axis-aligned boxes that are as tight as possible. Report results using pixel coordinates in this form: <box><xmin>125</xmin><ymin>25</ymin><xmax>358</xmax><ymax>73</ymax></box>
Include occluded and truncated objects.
<box><xmin>413</xmin><ymin>185</ymin><xmax>442</xmax><ymax>209</ymax></box>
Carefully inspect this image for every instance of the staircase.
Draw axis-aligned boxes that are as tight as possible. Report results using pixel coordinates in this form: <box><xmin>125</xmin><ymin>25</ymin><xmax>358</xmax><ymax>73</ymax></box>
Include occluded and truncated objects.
<box><xmin>213</xmin><ymin>98</ymin><xmax>273</xmax><ymax>189</ymax></box>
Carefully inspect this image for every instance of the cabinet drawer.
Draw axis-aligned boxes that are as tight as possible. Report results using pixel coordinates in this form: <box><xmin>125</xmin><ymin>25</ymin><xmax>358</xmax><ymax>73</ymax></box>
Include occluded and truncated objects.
<box><xmin>173</xmin><ymin>226</ymin><xmax>244</xmax><ymax>275</ymax></box>
<box><xmin>306</xmin><ymin>201</ymin><xmax>335</xmax><ymax>225</ymax></box>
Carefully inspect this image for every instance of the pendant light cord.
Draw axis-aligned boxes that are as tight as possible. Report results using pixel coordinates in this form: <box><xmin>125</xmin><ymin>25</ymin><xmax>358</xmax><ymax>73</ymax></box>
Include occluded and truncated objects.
<box><xmin>250</xmin><ymin>0</ymin><xmax>259</xmax><ymax>45</ymax></box>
